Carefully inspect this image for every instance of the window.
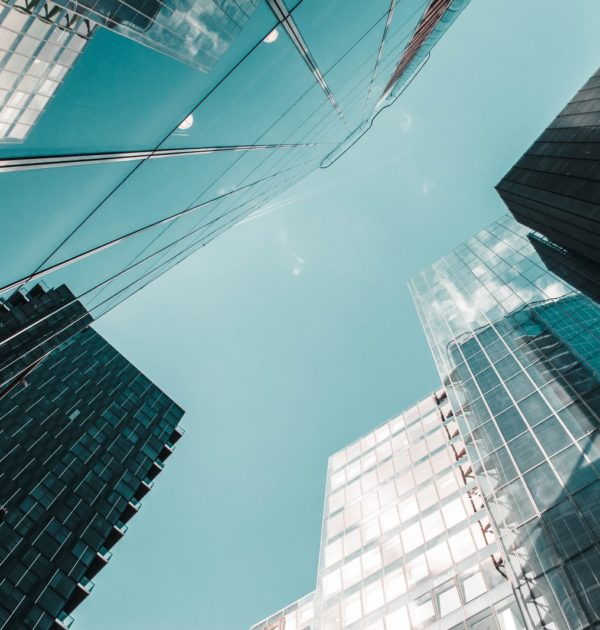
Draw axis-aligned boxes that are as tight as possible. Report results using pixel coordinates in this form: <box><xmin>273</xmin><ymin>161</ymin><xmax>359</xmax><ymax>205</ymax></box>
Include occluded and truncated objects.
<box><xmin>505</xmin><ymin>372</ymin><xmax>535</xmax><ymax>401</ymax></box>
<box><xmin>342</xmin><ymin>557</ymin><xmax>361</xmax><ymax>589</ymax></box>
<box><xmin>485</xmin><ymin>385</ymin><xmax>513</xmax><ymax>416</ymax></box>
<box><xmin>436</xmin><ymin>583</ymin><xmax>461</xmax><ymax>617</ymax></box>
<box><xmin>383</xmin><ymin>568</ymin><xmax>406</xmax><ymax>601</ymax></box>
<box><xmin>524</xmin><ymin>463</ymin><xmax>560</xmax><ymax>512</ymax></box>
<box><xmin>324</xmin><ymin>540</ymin><xmax>342</xmax><ymax>568</ymax></box>
<box><xmin>426</xmin><ymin>540</ymin><xmax>453</xmax><ymax>575</ymax></box>
<box><xmin>362</xmin><ymin>580</ymin><xmax>384</xmax><ymax>614</ymax></box>
<box><xmin>442</xmin><ymin>498</ymin><xmax>466</xmax><ymax>529</ymax></box>
<box><xmin>461</xmin><ymin>569</ymin><xmax>486</xmax><ymax>602</ymax></box>
<box><xmin>398</xmin><ymin>495</ymin><xmax>419</xmax><ymax>523</ymax></box>
<box><xmin>361</xmin><ymin>547</ymin><xmax>382</xmax><ymax>576</ymax></box>
<box><xmin>518</xmin><ymin>391</ymin><xmax>551</xmax><ymax>427</ymax></box>
<box><xmin>418</xmin><ymin>484</ymin><xmax>438</xmax><ymax>511</ymax></box>
<box><xmin>543</xmin><ymin>499</ymin><xmax>594</xmax><ymax>558</ymax></box>
<box><xmin>380</xmin><ymin>506</ymin><xmax>400</xmax><ymax>533</ymax></box>
<box><xmin>509</xmin><ymin>432</ymin><xmax>544</xmax><ymax>473</ymax></box>
<box><xmin>327</xmin><ymin>513</ymin><xmax>344</xmax><ymax>539</ymax></box>
<box><xmin>347</xmin><ymin>460</ymin><xmax>361</xmax><ymax>481</ymax></box>
<box><xmin>385</xmin><ymin>606</ymin><xmax>409</xmax><ymax>628</ymax></box>
<box><xmin>362</xmin><ymin>493</ymin><xmax>379</xmax><ymax>517</ymax></box>
<box><xmin>382</xmin><ymin>535</ymin><xmax>403</xmax><ymax>565</ymax></box>
<box><xmin>402</xmin><ymin>522</ymin><xmax>424</xmax><ymax>553</ymax></box>
<box><xmin>535</xmin><ymin>418</ymin><xmax>571</xmax><ymax>456</ymax></box>
<box><xmin>344</xmin><ymin>529</ymin><xmax>361</xmax><ymax>557</ymax></box>
<box><xmin>411</xmin><ymin>594</ymin><xmax>435</xmax><ymax>625</ymax></box>
<box><xmin>496</xmin><ymin>407</ymin><xmax>526</xmax><ymax>442</ymax></box>
<box><xmin>406</xmin><ymin>553</ymin><xmax>428</xmax><ymax>586</ymax></box>
<box><xmin>422</xmin><ymin>509</ymin><xmax>445</xmax><ymax>541</ymax></box>
<box><xmin>496</xmin><ymin>600</ymin><xmax>526</xmax><ymax>630</ymax></box>
<box><xmin>329</xmin><ymin>489</ymin><xmax>344</xmax><ymax>514</ymax></box>
<box><xmin>322</xmin><ymin>570</ymin><xmax>341</xmax><ymax>598</ymax></box>
<box><xmin>449</xmin><ymin>528</ymin><xmax>476</xmax><ymax>563</ymax></box>
<box><xmin>345</xmin><ymin>480</ymin><xmax>361</xmax><ymax>504</ymax></box>
<box><xmin>343</xmin><ymin>594</ymin><xmax>361</xmax><ymax>626</ymax></box>
<box><xmin>363</xmin><ymin>518</ymin><xmax>380</xmax><ymax>543</ymax></box>
<box><xmin>437</xmin><ymin>472</ymin><xmax>458</xmax><ymax>499</ymax></box>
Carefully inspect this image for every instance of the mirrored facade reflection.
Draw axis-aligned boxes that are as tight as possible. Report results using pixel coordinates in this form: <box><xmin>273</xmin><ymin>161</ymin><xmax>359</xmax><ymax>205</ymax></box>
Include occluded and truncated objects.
<box><xmin>410</xmin><ymin>214</ymin><xmax>600</xmax><ymax>628</ymax></box>
<box><xmin>251</xmin><ymin>391</ymin><xmax>526</xmax><ymax>630</ymax></box>
<box><xmin>51</xmin><ymin>0</ymin><xmax>261</xmax><ymax>71</ymax></box>
<box><xmin>0</xmin><ymin>0</ymin><xmax>471</xmax><ymax>389</ymax></box>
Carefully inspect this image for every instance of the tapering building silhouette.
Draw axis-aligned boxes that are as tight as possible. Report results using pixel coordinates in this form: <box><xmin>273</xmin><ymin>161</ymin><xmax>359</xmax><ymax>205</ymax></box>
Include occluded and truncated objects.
<box><xmin>0</xmin><ymin>284</ymin><xmax>184</xmax><ymax>629</ymax></box>
<box><xmin>497</xmin><ymin>67</ymin><xmax>600</xmax><ymax>298</ymax></box>
<box><xmin>410</xmin><ymin>214</ymin><xmax>600</xmax><ymax>628</ymax></box>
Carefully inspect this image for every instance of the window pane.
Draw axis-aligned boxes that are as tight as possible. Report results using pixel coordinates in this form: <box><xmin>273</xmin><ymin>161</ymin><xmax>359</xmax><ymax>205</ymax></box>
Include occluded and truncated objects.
<box><xmin>437</xmin><ymin>584</ymin><xmax>461</xmax><ymax>617</ymax></box>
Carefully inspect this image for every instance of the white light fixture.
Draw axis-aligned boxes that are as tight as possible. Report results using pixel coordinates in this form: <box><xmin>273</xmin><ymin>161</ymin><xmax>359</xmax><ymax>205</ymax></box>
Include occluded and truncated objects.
<box><xmin>263</xmin><ymin>28</ymin><xmax>279</xmax><ymax>44</ymax></box>
<box><xmin>177</xmin><ymin>114</ymin><xmax>194</xmax><ymax>130</ymax></box>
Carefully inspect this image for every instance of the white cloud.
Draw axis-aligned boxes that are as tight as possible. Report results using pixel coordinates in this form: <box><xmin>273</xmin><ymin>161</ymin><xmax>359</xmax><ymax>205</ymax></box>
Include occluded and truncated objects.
<box><xmin>422</xmin><ymin>180</ymin><xmax>435</xmax><ymax>195</ymax></box>
<box><xmin>292</xmin><ymin>254</ymin><xmax>305</xmax><ymax>277</ymax></box>
<box><xmin>399</xmin><ymin>111</ymin><xmax>413</xmax><ymax>132</ymax></box>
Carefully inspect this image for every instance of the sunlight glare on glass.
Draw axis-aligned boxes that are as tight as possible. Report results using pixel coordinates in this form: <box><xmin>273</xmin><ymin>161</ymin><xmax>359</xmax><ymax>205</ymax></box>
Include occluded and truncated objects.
<box><xmin>178</xmin><ymin>114</ymin><xmax>194</xmax><ymax>130</ymax></box>
<box><xmin>263</xmin><ymin>28</ymin><xmax>279</xmax><ymax>44</ymax></box>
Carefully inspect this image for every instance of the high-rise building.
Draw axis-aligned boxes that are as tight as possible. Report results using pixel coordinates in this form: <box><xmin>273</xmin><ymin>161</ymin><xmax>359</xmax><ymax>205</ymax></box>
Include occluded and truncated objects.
<box><xmin>496</xmin><ymin>67</ymin><xmax>600</xmax><ymax>270</ymax></box>
<box><xmin>410</xmin><ymin>214</ymin><xmax>600</xmax><ymax>628</ymax></box>
<box><xmin>251</xmin><ymin>390</ymin><xmax>526</xmax><ymax>630</ymax></box>
<box><xmin>0</xmin><ymin>0</ymin><xmax>472</xmax><ymax>381</ymax></box>
<box><xmin>0</xmin><ymin>294</ymin><xmax>184</xmax><ymax>629</ymax></box>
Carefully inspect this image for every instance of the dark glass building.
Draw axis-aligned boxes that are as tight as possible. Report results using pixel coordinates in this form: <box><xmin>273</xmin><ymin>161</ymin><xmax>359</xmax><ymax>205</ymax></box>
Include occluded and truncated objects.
<box><xmin>0</xmin><ymin>291</ymin><xmax>184</xmax><ymax>629</ymax></box>
<box><xmin>496</xmin><ymin>67</ymin><xmax>600</xmax><ymax>269</ymax></box>
<box><xmin>410</xmin><ymin>214</ymin><xmax>600</xmax><ymax>628</ymax></box>
<box><xmin>0</xmin><ymin>0</ymin><xmax>471</xmax><ymax>377</ymax></box>
<box><xmin>0</xmin><ymin>283</ymin><xmax>91</xmax><ymax>394</ymax></box>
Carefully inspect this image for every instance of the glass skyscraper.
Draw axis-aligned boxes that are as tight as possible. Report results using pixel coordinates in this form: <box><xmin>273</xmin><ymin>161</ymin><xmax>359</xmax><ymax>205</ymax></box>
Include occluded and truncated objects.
<box><xmin>0</xmin><ymin>0</ymin><xmax>471</xmax><ymax>385</ymax></box>
<box><xmin>251</xmin><ymin>390</ymin><xmax>526</xmax><ymax>630</ymax></box>
<box><xmin>410</xmin><ymin>214</ymin><xmax>600</xmax><ymax>628</ymax></box>
<box><xmin>0</xmin><ymin>285</ymin><xmax>184</xmax><ymax>629</ymax></box>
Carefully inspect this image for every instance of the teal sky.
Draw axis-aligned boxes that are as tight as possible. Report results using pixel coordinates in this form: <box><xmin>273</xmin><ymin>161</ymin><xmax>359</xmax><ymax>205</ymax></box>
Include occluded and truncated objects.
<box><xmin>68</xmin><ymin>2</ymin><xmax>600</xmax><ymax>629</ymax></box>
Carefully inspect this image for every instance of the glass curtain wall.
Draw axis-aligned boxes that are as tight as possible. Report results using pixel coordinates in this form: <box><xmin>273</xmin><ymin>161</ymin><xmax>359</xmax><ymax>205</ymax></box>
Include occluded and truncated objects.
<box><xmin>0</xmin><ymin>0</ymin><xmax>471</xmax><ymax>386</ymax></box>
<box><xmin>410</xmin><ymin>214</ymin><xmax>600</xmax><ymax>628</ymax></box>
